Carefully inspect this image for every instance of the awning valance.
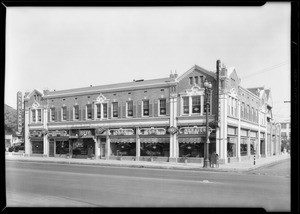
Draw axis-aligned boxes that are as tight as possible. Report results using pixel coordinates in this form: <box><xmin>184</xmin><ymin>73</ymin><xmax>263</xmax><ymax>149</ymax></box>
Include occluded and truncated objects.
<box><xmin>140</xmin><ymin>137</ymin><xmax>169</xmax><ymax>143</ymax></box>
<box><xmin>110</xmin><ymin>138</ymin><xmax>136</xmax><ymax>143</ymax></box>
<box><xmin>178</xmin><ymin>137</ymin><xmax>202</xmax><ymax>144</ymax></box>
<box><xmin>49</xmin><ymin>137</ymin><xmax>69</xmax><ymax>141</ymax></box>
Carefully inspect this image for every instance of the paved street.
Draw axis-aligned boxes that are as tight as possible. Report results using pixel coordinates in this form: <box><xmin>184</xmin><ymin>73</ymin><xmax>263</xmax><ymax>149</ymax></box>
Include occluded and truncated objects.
<box><xmin>6</xmin><ymin>159</ymin><xmax>290</xmax><ymax>211</ymax></box>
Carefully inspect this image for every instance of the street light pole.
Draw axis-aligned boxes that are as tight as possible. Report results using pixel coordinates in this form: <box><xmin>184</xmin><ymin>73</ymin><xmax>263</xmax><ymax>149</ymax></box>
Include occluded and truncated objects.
<box><xmin>203</xmin><ymin>80</ymin><xmax>212</xmax><ymax>168</ymax></box>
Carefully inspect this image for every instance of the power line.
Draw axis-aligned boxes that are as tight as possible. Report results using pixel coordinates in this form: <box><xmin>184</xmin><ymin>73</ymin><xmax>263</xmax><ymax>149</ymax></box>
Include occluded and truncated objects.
<box><xmin>242</xmin><ymin>61</ymin><xmax>289</xmax><ymax>79</ymax></box>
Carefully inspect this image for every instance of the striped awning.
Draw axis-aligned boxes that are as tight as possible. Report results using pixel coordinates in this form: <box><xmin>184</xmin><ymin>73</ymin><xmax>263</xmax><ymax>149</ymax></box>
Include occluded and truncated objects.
<box><xmin>140</xmin><ymin>137</ymin><xmax>169</xmax><ymax>143</ymax></box>
<box><xmin>110</xmin><ymin>138</ymin><xmax>136</xmax><ymax>143</ymax></box>
<box><xmin>178</xmin><ymin>137</ymin><xmax>202</xmax><ymax>144</ymax></box>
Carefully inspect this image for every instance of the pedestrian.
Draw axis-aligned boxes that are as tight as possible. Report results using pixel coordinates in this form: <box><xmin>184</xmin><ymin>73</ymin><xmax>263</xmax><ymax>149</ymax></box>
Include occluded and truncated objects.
<box><xmin>210</xmin><ymin>152</ymin><xmax>216</xmax><ymax>168</ymax></box>
<box><xmin>215</xmin><ymin>154</ymin><xmax>219</xmax><ymax>168</ymax></box>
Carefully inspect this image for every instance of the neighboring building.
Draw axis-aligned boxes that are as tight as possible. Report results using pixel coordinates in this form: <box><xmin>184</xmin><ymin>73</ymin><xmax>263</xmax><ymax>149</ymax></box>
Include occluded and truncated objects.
<box><xmin>23</xmin><ymin>60</ymin><xmax>282</xmax><ymax>164</ymax></box>
<box><xmin>280</xmin><ymin>119</ymin><xmax>291</xmax><ymax>140</ymax></box>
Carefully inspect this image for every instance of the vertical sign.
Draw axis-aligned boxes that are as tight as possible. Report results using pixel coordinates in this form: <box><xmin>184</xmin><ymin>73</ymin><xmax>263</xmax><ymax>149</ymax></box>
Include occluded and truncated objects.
<box><xmin>17</xmin><ymin>91</ymin><xmax>23</xmax><ymax>134</ymax></box>
<box><xmin>216</xmin><ymin>60</ymin><xmax>221</xmax><ymax>126</ymax></box>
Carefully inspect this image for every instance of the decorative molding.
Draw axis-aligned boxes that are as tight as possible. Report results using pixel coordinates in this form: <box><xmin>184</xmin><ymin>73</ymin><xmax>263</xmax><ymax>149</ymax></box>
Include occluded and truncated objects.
<box><xmin>31</xmin><ymin>101</ymin><xmax>40</xmax><ymax>109</ymax></box>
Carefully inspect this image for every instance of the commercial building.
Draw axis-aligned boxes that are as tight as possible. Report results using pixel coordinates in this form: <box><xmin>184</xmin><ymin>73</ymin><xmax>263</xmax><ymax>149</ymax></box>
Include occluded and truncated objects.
<box><xmin>23</xmin><ymin>60</ymin><xmax>282</xmax><ymax>164</ymax></box>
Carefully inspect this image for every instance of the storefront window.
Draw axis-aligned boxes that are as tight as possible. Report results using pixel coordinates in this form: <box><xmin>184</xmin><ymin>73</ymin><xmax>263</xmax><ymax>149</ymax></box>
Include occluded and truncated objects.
<box><xmin>240</xmin><ymin>138</ymin><xmax>248</xmax><ymax>156</ymax></box>
<box><xmin>127</xmin><ymin>101</ymin><xmax>133</xmax><ymax>117</ymax></box>
<box><xmin>112</xmin><ymin>102</ymin><xmax>118</xmax><ymax>118</ymax></box>
<box><xmin>159</xmin><ymin>99</ymin><xmax>166</xmax><ymax>115</ymax></box>
<box><xmin>56</xmin><ymin>141</ymin><xmax>69</xmax><ymax>155</ymax></box>
<box><xmin>179</xmin><ymin>143</ymin><xmax>203</xmax><ymax>158</ymax></box>
<box><xmin>192</xmin><ymin>96</ymin><xmax>200</xmax><ymax>113</ymax></box>
<box><xmin>141</xmin><ymin>143</ymin><xmax>169</xmax><ymax>157</ymax></box>
<box><xmin>143</xmin><ymin>100</ymin><xmax>149</xmax><ymax>116</ymax></box>
<box><xmin>183</xmin><ymin>97</ymin><xmax>189</xmax><ymax>114</ymax></box>
<box><xmin>227</xmin><ymin>137</ymin><xmax>237</xmax><ymax>157</ymax></box>
<box><xmin>110</xmin><ymin>143</ymin><xmax>136</xmax><ymax>156</ymax></box>
<box><xmin>32</xmin><ymin>141</ymin><xmax>43</xmax><ymax>154</ymax></box>
<box><xmin>250</xmin><ymin>139</ymin><xmax>255</xmax><ymax>155</ymax></box>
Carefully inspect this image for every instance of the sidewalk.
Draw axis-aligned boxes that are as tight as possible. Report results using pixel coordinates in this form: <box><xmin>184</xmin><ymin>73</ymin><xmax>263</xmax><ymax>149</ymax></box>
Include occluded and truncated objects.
<box><xmin>5</xmin><ymin>153</ymin><xmax>290</xmax><ymax>172</ymax></box>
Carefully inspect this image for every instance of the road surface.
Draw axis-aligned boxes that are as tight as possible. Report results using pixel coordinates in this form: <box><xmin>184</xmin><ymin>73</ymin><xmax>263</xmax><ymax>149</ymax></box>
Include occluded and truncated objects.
<box><xmin>5</xmin><ymin>159</ymin><xmax>290</xmax><ymax>211</ymax></box>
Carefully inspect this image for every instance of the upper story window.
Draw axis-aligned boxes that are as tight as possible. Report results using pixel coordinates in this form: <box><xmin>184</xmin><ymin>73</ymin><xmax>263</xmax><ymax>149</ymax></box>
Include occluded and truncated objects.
<box><xmin>246</xmin><ymin>105</ymin><xmax>250</xmax><ymax>120</ymax></box>
<box><xmin>127</xmin><ymin>101</ymin><xmax>133</xmax><ymax>117</ymax></box>
<box><xmin>183</xmin><ymin>97</ymin><xmax>189</xmax><ymax>115</ymax></box>
<box><xmin>87</xmin><ymin>104</ymin><xmax>92</xmax><ymax>120</ymax></box>
<box><xmin>241</xmin><ymin>102</ymin><xmax>244</xmax><ymax>119</ymax></box>
<box><xmin>143</xmin><ymin>100</ymin><xmax>149</xmax><ymax>116</ymax></box>
<box><xmin>50</xmin><ymin>107</ymin><xmax>55</xmax><ymax>121</ymax></box>
<box><xmin>159</xmin><ymin>99</ymin><xmax>166</xmax><ymax>115</ymax></box>
<box><xmin>199</xmin><ymin>76</ymin><xmax>204</xmax><ymax>88</ymax></box>
<box><xmin>37</xmin><ymin>109</ymin><xmax>42</xmax><ymax>122</ymax></box>
<box><xmin>74</xmin><ymin>105</ymin><xmax>79</xmax><ymax>120</ymax></box>
<box><xmin>194</xmin><ymin>76</ymin><xmax>199</xmax><ymax>84</ymax></box>
<box><xmin>62</xmin><ymin>106</ymin><xmax>67</xmax><ymax>121</ymax></box>
<box><xmin>103</xmin><ymin>103</ymin><xmax>108</xmax><ymax>118</ymax></box>
<box><xmin>112</xmin><ymin>102</ymin><xmax>118</xmax><ymax>118</ymax></box>
<box><xmin>231</xmin><ymin>98</ymin><xmax>234</xmax><ymax>115</ymax></box>
<box><xmin>96</xmin><ymin>104</ymin><xmax>101</xmax><ymax>119</ymax></box>
<box><xmin>189</xmin><ymin>77</ymin><xmax>193</xmax><ymax>85</ymax></box>
<box><xmin>31</xmin><ymin>109</ymin><xmax>36</xmax><ymax>123</ymax></box>
<box><xmin>192</xmin><ymin>96</ymin><xmax>201</xmax><ymax>114</ymax></box>
<box><xmin>281</xmin><ymin>123</ymin><xmax>287</xmax><ymax>129</ymax></box>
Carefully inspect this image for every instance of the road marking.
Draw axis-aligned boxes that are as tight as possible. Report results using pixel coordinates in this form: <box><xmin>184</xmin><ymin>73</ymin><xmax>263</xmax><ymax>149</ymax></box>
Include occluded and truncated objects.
<box><xmin>6</xmin><ymin>167</ymin><xmax>219</xmax><ymax>185</ymax></box>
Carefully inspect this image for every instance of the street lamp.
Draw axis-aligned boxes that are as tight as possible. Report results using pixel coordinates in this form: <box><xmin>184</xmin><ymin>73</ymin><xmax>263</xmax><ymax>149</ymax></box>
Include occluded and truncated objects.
<box><xmin>203</xmin><ymin>79</ymin><xmax>212</xmax><ymax>168</ymax></box>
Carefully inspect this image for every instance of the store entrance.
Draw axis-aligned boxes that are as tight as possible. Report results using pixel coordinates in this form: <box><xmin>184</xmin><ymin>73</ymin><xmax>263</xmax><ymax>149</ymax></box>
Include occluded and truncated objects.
<box><xmin>100</xmin><ymin>138</ymin><xmax>106</xmax><ymax>158</ymax></box>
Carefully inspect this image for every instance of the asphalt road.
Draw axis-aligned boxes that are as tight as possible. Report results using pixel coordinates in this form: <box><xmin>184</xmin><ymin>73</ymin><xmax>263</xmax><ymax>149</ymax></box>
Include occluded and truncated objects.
<box><xmin>5</xmin><ymin>160</ymin><xmax>290</xmax><ymax>211</ymax></box>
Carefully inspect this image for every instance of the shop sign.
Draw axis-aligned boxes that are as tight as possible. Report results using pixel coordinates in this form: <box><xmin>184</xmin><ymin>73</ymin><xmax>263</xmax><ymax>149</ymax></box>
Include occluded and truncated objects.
<box><xmin>96</xmin><ymin>127</ymin><xmax>106</xmax><ymax>135</ymax></box>
<box><xmin>139</xmin><ymin>127</ymin><xmax>166</xmax><ymax>135</ymax></box>
<box><xmin>178</xmin><ymin>126</ymin><xmax>213</xmax><ymax>135</ymax></box>
<box><xmin>48</xmin><ymin>130</ymin><xmax>68</xmax><ymax>137</ymax></box>
<box><xmin>29</xmin><ymin>130</ymin><xmax>42</xmax><ymax>137</ymax></box>
<box><xmin>167</xmin><ymin>126</ymin><xmax>178</xmax><ymax>134</ymax></box>
<box><xmin>110</xmin><ymin>128</ymin><xmax>134</xmax><ymax>136</ymax></box>
<box><xmin>79</xmin><ymin>130</ymin><xmax>93</xmax><ymax>137</ymax></box>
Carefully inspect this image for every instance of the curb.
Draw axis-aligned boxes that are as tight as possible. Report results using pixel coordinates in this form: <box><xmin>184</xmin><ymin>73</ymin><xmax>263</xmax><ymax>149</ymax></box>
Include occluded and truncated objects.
<box><xmin>246</xmin><ymin>157</ymin><xmax>290</xmax><ymax>172</ymax></box>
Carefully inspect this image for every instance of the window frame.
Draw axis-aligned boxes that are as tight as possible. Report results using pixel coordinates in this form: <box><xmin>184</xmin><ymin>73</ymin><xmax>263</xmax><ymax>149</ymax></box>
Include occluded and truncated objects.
<box><xmin>159</xmin><ymin>99</ymin><xmax>166</xmax><ymax>116</ymax></box>
<box><xmin>112</xmin><ymin>102</ymin><xmax>118</xmax><ymax>118</ymax></box>
<box><xmin>142</xmin><ymin>100</ymin><xmax>150</xmax><ymax>117</ymax></box>
<box><xmin>182</xmin><ymin>96</ymin><xmax>189</xmax><ymax>115</ymax></box>
<box><xmin>61</xmin><ymin>106</ymin><xmax>67</xmax><ymax>121</ymax></box>
<box><xmin>127</xmin><ymin>101</ymin><xmax>134</xmax><ymax>117</ymax></box>
<box><xmin>192</xmin><ymin>96</ymin><xmax>201</xmax><ymax>114</ymax></box>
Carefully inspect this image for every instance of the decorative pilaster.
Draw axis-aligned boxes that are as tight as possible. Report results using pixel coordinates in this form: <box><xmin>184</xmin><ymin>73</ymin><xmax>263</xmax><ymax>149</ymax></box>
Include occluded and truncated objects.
<box><xmin>136</xmin><ymin>127</ymin><xmax>140</xmax><ymax>161</ymax></box>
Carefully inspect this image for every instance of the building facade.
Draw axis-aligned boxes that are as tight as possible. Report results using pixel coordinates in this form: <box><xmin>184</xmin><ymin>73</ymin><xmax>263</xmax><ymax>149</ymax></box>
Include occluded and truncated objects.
<box><xmin>23</xmin><ymin>60</ymin><xmax>282</xmax><ymax>164</ymax></box>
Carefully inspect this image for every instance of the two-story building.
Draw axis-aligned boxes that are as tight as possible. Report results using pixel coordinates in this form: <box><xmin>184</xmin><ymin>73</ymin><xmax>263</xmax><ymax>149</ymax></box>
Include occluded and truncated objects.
<box><xmin>23</xmin><ymin>60</ymin><xmax>282</xmax><ymax>164</ymax></box>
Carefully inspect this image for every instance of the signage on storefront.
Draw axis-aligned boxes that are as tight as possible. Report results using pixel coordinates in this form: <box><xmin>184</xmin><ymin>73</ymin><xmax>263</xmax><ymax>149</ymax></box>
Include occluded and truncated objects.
<box><xmin>178</xmin><ymin>126</ymin><xmax>213</xmax><ymax>135</ymax></box>
<box><xmin>48</xmin><ymin>130</ymin><xmax>68</xmax><ymax>137</ymax></box>
<box><xmin>29</xmin><ymin>130</ymin><xmax>42</xmax><ymax>137</ymax></box>
<box><xmin>79</xmin><ymin>130</ymin><xmax>93</xmax><ymax>137</ymax></box>
<box><xmin>96</xmin><ymin>127</ymin><xmax>106</xmax><ymax>135</ymax></box>
<box><xmin>110</xmin><ymin>128</ymin><xmax>134</xmax><ymax>136</ymax></box>
<box><xmin>139</xmin><ymin>127</ymin><xmax>166</xmax><ymax>135</ymax></box>
<box><xmin>167</xmin><ymin>126</ymin><xmax>178</xmax><ymax>134</ymax></box>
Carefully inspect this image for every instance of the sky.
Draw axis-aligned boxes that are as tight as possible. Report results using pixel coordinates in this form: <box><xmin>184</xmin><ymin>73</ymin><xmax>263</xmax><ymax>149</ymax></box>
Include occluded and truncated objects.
<box><xmin>5</xmin><ymin>3</ymin><xmax>291</xmax><ymax>121</ymax></box>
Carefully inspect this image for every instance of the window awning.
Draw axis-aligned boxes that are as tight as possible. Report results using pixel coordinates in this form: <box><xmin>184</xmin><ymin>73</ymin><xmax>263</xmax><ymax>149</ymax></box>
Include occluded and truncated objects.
<box><xmin>178</xmin><ymin>137</ymin><xmax>202</xmax><ymax>144</ymax></box>
<box><xmin>110</xmin><ymin>138</ymin><xmax>136</xmax><ymax>143</ymax></box>
<box><xmin>140</xmin><ymin>137</ymin><xmax>169</xmax><ymax>143</ymax></box>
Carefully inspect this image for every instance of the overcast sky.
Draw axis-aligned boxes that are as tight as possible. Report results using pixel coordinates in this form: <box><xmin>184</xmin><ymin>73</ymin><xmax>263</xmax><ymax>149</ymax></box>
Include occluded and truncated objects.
<box><xmin>5</xmin><ymin>3</ymin><xmax>290</xmax><ymax>120</ymax></box>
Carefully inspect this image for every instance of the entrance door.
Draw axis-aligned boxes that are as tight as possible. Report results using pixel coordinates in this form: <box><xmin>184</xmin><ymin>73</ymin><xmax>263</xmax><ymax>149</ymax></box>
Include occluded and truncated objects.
<box><xmin>49</xmin><ymin>141</ymin><xmax>54</xmax><ymax>157</ymax></box>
